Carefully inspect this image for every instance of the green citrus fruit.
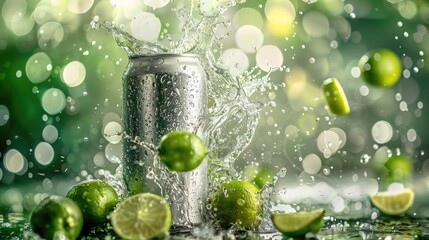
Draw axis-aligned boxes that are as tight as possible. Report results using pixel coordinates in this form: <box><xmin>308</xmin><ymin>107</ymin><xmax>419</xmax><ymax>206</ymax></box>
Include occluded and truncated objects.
<box><xmin>322</xmin><ymin>78</ymin><xmax>350</xmax><ymax>115</ymax></box>
<box><xmin>385</xmin><ymin>155</ymin><xmax>413</xmax><ymax>184</ymax></box>
<box><xmin>66</xmin><ymin>179</ymin><xmax>118</xmax><ymax>225</ymax></box>
<box><xmin>110</xmin><ymin>193</ymin><xmax>171</xmax><ymax>240</ymax></box>
<box><xmin>251</xmin><ymin>169</ymin><xmax>274</xmax><ymax>189</ymax></box>
<box><xmin>271</xmin><ymin>208</ymin><xmax>325</xmax><ymax>237</ymax></box>
<box><xmin>30</xmin><ymin>195</ymin><xmax>83</xmax><ymax>240</ymax></box>
<box><xmin>369</xmin><ymin>188</ymin><xmax>414</xmax><ymax>216</ymax></box>
<box><xmin>211</xmin><ymin>180</ymin><xmax>263</xmax><ymax>229</ymax></box>
<box><xmin>358</xmin><ymin>49</ymin><xmax>402</xmax><ymax>87</ymax></box>
<box><xmin>158</xmin><ymin>130</ymin><xmax>208</xmax><ymax>172</ymax></box>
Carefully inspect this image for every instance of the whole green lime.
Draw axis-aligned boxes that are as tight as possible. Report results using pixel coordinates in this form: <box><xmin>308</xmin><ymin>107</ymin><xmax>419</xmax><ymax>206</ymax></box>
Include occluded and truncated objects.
<box><xmin>385</xmin><ymin>155</ymin><xmax>413</xmax><ymax>184</ymax></box>
<box><xmin>358</xmin><ymin>48</ymin><xmax>402</xmax><ymax>87</ymax></box>
<box><xmin>211</xmin><ymin>180</ymin><xmax>263</xmax><ymax>229</ymax></box>
<box><xmin>66</xmin><ymin>180</ymin><xmax>118</xmax><ymax>225</ymax></box>
<box><xmin>158</xmin><ymin>130</ymin><xmax>208</xmax><ymax>172</ymax></box>
<box><xmin>30</xmin><ymin>195</ymin><xmax>83</xmax><ymax>240</ymax></box>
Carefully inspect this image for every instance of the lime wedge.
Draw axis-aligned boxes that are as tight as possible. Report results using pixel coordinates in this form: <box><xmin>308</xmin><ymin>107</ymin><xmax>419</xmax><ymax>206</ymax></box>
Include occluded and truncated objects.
<box><xmin>111</xmin><ymin>193</ymin><xmax>171</xmax><ymax>240</ymax></box>
<box><xmin>322</xmin><ymin>78</ymin><xmax>350</xmax><ymax>115</ymax></box>
<box><xmin>368</xmin><ymin>188</ymin><xmax>414</xmax><ymax>216</ymax></box>
<box><xmin>271</xmin><ymin>208</ymin><xmax>325</xmax><ymax>237</ymax></box>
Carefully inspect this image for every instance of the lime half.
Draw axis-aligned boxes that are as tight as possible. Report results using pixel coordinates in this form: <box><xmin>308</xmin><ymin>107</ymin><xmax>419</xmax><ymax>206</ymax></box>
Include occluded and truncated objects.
<box><xmin>271</xmin><ymin>208</ymin><xmax>325</xmax><ymax>237</ymax></box>
<box><xmin>110</xmin><ymin>193</ymin><xmax>171</xmax><ymax>240</ymax></box>
<box><xmin>369</xmin><ymin>188</ymin><xmax>414</xmax><ymax>216</ymax></box>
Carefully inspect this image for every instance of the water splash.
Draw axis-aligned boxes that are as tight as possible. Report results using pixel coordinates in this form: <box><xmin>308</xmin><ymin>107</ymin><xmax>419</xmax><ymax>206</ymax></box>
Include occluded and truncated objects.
<box><xmin>95</xmin><ymin>0</ymin><xmax>278</xmax><ymax>229</ymax></box>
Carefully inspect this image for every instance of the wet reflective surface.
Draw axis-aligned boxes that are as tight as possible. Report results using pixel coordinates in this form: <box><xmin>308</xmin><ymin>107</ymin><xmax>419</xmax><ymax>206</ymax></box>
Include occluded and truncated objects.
<box><xmin>1</xmin><ymin>212</ymin><xmax>429</xmax><ymax>239</ymax></box>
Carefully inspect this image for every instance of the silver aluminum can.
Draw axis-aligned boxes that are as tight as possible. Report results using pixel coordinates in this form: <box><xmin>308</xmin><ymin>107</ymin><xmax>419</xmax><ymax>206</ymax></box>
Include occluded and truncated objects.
<box><xmin>122</xmin><ymin>54</ymin><xmax>208</xmax><ymax>227</ymax></box>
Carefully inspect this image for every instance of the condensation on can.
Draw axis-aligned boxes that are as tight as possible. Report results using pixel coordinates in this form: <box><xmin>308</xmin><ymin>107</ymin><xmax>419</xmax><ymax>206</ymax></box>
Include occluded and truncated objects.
<box><xmin>122</xmin><ymin>54</ymin><xmax>208</xmax><ymax>226</ymax></box>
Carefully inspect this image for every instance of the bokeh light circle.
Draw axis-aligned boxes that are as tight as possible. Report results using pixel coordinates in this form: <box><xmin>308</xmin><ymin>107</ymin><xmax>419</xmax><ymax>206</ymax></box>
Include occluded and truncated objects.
<box><xmin>61</xmin><ymin>61</ymin><xmax>86</xmax><ymax>87</ymax></box>
<box><xmin>67</xmin><ymin>0</ymin><xmax>94</xmax><ymax>14</ymax></box>
<box><xmin>42</xmin><ymin>125</ymin><xmax>59</xmax><ymax>143</ymax></box>
<box><xmin>303</xmin><ymin>11</ymin><xmax>330</xmax><ymax>38</ymax></box>
<box><xmin>0</xmin><ymin>105</ymin><xmax>10</xmax><ymax>126</ymax></box>
<box><xmin>130</xmin><ymin>12</ymin><xmax>161</xmax><ymax>42</ymax></box>
<box><xmin>104</xmin><ymin>121</ymin><xmax>123</xmax><ymax>144</ymax></box>
<box><xmin>302</xmin><ymin>153</ymin><xmax>322</xmax><ymax>175</ymax></box>
<box><xmin>221</xmin><ymin>48</ymin><xmax>249</xmax><ymax>78</ymax></box>
<box><xmin>105</xmin><ymin>143</ymin><xmax>122</xmax><ymax>164</ymax></box>
<box><xmin>42</xmin><ymin>88</ymin><xmax>67</xmax><ymax>115</ymax></box>
<box><xmin>25</xmin><ymin>52</ymin><xmax>52</xmax><ymax>84</ymax></box>
<box><xmin>233</xmin><ymin>8</ymin><xmax>264</xmax><ymax>29</ymax></box>
<box><xmin>235</xmin><ymin>25</ymin><xmax>264</xmax><ymax>53</ymax></box>
<box><xmin>34</xmin><ymin>142</ymin><xmax>55</xmax><ymax>166</ymax></box>
<box><xmin>371</xmin><ymin>120</ymin><xmax>393</xmax><ymax>144</ymax></box>
<box><xmin>3</xmin><ymin>149</ymin><xmax>26</xmax><ymax>174</ymax></box>
<box><xmin>38</xmin><ymin>22</ymin><xmax>64</xmax><ymax>49</ymax></box>
<box><xmin>143</xmin><ymin>0</ymin><xmax>170</xmax><ymax>9</ymax></box>
<box><xmin>264</xmin><ymin>0</ymin><xmax>296</xmax><ymax>26</ymax></box>
<box><xmin>256</xmin><ymin>45</ymin><xmax>283</xmax><ymax>72</ymax></box>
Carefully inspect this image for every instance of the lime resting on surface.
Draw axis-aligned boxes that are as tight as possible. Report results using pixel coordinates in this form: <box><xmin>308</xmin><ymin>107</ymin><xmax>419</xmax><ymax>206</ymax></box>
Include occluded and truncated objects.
<box><xmin>369</xmin><ymin>188</ymin><xmax>414</xmax><ymax>216</ymax></box>
<box><xmin>271</xmin><ymin>208</ymin><xmax>325</xmax><ymax>237</ymax></box>
<box><xmin>110</xmin><ymin>193</ymin><xmax>171</xmax><ymax>240</ymax></box>
<box><xmin>66</xmin><ymin>179</ymin><xmax>118</xmax><ymax>225</ymax></box>
<box><xmin>30</xmin><ymin>195</ymin><xmax>83</xmax><ymax>240</ymax></box>
<box><xmin>211</xmin><ymin>180</ymin><xmax>263</xmax><ymax>230</ymax></box>
<box><xmin>158</xmin><ymin>130</ymin><xmax>208</xmax><ymax>172</ymax></box>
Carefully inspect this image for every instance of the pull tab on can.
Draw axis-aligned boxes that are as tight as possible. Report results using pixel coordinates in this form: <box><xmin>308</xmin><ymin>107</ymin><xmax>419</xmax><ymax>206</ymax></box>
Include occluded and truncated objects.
<box><xmin>122</xmin><ymin>54</ymin><xmax>208</xmax><ymax>227</ymax></box>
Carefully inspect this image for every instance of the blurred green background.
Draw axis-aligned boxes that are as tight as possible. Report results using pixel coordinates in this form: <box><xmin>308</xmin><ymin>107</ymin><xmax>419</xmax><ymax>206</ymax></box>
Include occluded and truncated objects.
<box><xmin>1</xmin><ymin>0</ymin><xmax>429</xmax><ymax>216</ymax></box>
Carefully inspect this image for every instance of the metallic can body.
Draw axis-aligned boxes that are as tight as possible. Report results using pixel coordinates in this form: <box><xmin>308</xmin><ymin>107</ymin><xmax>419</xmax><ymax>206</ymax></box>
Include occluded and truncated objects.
<box><xmin>122</xmin><ymin>54</ymin><xmax>208</xmax><ymax>226</ymax></box>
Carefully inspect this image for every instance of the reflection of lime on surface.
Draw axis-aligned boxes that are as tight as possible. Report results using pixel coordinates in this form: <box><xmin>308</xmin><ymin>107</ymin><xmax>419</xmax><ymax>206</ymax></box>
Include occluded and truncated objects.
<box><xmin>30</xmin><ymin>195</ymin><xmax>83</xmax><ymax>240</ymax></box>
<box><xmin>358</xmin><ymin>49</ymin><xmax>402</xmax><ymax>87</ymax></box>
<box><xmin>322</xmin><ymin>78</ymin><xmax>350</xmax><ymax>115</ymax></box>
<box><xmin>66</xmin><ymin>180</ymin><xmax>118</xmax><ymax>225</ymax></box>
<box><xmin>271</xmin><ymin>208</ymin><xmax>325</xmax><ymax>237</ymax></box>
<box><xmin>211</xmin><ymin>180</ymin><xmax>263</xmax><ymax>229</ymax></box>
<box><xmin>369</xmin><ymin>188</ymin><xmax>414</xmax><ymax>216</ymax></box>
<box><xmin>110</xmin><ymin>193</ymin><xmax>171</xmax><ymax>240</ymax></box>
<box><xmin>251</xmin><ymin>169</ymin><xmax>274</xmax><ymax>189</ymax></box>
<box><xmin>158</xmin><ymin>130</ymin><xmax>208</xmax><ymax>172</ymax></box>
<box><xmin>385</xmin><ymin>155</ymin><xmax>413</xmax><ymax>183</ymax></box>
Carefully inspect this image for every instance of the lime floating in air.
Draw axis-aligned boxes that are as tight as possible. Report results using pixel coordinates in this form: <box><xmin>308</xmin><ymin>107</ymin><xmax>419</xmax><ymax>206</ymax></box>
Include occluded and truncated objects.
<box><xmin>211</xmin><ymin>180</ymin><xmax>263</xmax><ymax>229</ymax></box>
<box><xmin>358</xmin><ymin>48</ymin><xmax>402</xmax><ymax>87</ymax></box>
<box><xmin>30</xmin><ymin>195</ymin><xmax>83</xmax><ymax>240</ymax></box>
<box><xmin>110</xmin><ymin>193</ymin><xmax>171</xmax><ymax>240</ymax></box>
<box><xmin>271</xmin><ymin>208</ymin><xmax>325</xmax><ymax>237</ymax></box>
<box><xmin>385</xmin><ymin>155</ymin><xmax>413</xmax><ymax>184</ymax></box>
<box><xmin>369</xmin><ymin>188</ymin><xmax>414</xmax><ymax>216</ymax></box>
<box><xmin>158</xmin><ymin>130</ymin><xmax>208</xmax><ymax>172</ymax></box>
<box><xmin>322</xmin><ymin>78</ymin><xmax>350</xmax><ymax>115</ymax></box>
<box><xmin>66</xmin><ymin>179</ymin><xmax>118</xmax><ymax>225</ymax></box>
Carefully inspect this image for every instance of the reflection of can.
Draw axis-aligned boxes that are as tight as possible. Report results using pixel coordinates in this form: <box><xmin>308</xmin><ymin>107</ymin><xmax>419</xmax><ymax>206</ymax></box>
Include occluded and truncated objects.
<box><xmin>122</xmin><ymin>54</ymin><xmax>208</xmax><ymax>226</ymax></box>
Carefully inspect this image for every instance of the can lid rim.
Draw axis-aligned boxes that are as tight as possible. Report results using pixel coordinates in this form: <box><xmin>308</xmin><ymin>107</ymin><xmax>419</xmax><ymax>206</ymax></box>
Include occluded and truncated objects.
<box><xmin>129</xmin><ymin>53</ymin><xmax>199</xmax><ymax>59</ymax></box>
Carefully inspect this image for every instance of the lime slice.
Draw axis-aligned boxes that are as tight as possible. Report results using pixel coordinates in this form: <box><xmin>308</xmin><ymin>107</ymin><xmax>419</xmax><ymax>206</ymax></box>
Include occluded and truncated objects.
<box><xmin>110</xmin><ymin>193</ymin><xmax>171</xmax><ymax>240</ymax></box>
<box><xmin>158</xmin><ymin>130</ymin><xmax>208</xmax><ymax>172</ymax></box>
<box><xmin>271</xmin><ymin>208</ymin><xmax>325</xmax><ymax>237</ymax></box>
<box><xmin>66</xmin><ymin>180</ymin><xmax>118</xmax><ymax>225</ymax></box>
<box><xmin>322</xmin><ymin>78</ymin><xmax>350</xmax><ymax>115</ymax></box>
<box><xmin>369</xmin><ymin>188</ymin><xmax>414</xmax><ymax>216</ymax></box>
<box><xmin>211</xmin><ymin>180</ymin><xmax>263</xmax><ymax>229</ymax></box>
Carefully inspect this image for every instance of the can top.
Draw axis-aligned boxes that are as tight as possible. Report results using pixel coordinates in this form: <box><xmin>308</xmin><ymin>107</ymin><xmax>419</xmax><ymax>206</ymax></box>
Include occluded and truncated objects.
<box><xmin>130</xmin><ymin>53</ymin><xmax>199</xmax><ymax>61</ymax></box>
